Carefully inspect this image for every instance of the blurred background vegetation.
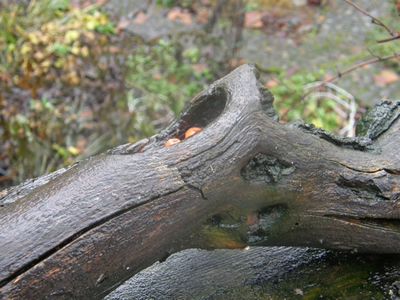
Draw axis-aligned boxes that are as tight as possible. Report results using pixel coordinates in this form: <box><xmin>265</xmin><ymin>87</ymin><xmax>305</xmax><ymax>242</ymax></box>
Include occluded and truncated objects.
<box><xmin>0</xmin><ymin>0</ymin><xmax>219</xmax><ymax>187</ymax></box>
<box><xmin>0</xmin><ymin>0</ymin><xmax>398</xmax><ymax>189</ymax></box>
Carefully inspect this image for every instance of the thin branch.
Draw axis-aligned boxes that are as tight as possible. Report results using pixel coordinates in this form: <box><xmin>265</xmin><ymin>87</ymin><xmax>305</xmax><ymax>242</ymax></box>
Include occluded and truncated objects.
<box><xmin>280</xmin><ymin>53</ymin><xmax>398</xmax><ymax>119</ymax></box>
<box><xmin>305</xmin><ymin>53</ymin><xmax>397</xmax><ymax>97</ymax></box>
<box><xmin>343</xmin><ymin>0</ymin><xmax>395</xmax><ymax>36</ymax></box>
<box><xmin>366</xmin><ymin>47</ymin><xmax>379</xmax><ymax>58</ymax></box>
<box><xmin>377</xmin><ymin>34</ymin><xmax>400</xmax><ymax>43</ymax></box>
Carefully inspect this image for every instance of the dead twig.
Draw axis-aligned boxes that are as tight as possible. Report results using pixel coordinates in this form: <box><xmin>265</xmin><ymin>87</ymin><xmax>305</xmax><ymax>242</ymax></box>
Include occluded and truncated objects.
<box><xmin>303</xmin><ymin>53</ymin><xmax>398</xmax><ymax>98</ymax></box>
<box><xmin>377</xmin><ymin>35</ymin><xmax>400</xmax><ymax>43</ymax></box>
<box><xmin>343</xmin><ymin>0</ymin><xmax>395</xmax><ymax>36</ymax></box>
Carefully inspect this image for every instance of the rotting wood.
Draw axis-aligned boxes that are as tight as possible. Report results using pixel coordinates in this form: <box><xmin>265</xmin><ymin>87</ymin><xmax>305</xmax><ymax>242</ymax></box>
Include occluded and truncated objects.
<box><xmin>0</xmin><ymin>64</ymin><xmax>399</xmax><ymax>299</ymax></box>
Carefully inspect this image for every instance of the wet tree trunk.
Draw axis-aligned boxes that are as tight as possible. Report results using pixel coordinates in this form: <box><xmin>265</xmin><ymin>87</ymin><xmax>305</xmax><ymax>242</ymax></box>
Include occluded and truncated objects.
<box><xmin>0</xmin><ymin>64</ymin><xmax>399</xmax><ymax>299</ymax></box>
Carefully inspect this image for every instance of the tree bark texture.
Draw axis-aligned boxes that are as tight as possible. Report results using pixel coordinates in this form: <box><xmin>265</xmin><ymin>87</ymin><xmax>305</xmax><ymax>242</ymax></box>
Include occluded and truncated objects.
<box><xmin>0</xmin><ymin>64</ymin><xmax>399</xmax><ymax>299</ymax></box>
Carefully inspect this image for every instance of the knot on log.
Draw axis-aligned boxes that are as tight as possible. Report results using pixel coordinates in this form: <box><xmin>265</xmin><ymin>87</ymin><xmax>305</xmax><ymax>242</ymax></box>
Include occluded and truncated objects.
<box><xmin>241</xmin><ymin>153</ymin><xmax>296</xmax><ymax>182</ymax></box>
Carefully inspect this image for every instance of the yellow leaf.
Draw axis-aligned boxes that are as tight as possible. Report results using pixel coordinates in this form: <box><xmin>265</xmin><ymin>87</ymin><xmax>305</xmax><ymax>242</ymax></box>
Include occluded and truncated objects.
<box><xmin>34</xmin><ymin>51</ymin><xmax>45</xmax><ymax>61</ymax></box>
<box><xmin>20</xmin><ymin>44</ymin><xmax>31</xmax><ymax>55</ymax></box>
<box><xmin>68</xmin><ymin>146</ymin><xmax>80</xmax><ymax>155</ymax></box>
<box><xmin>65</xmin><ymin>30</ymin><xmax>80</xmax><ymax>42</ymax></box>
<box><xmin>54</xmin><ymin>58</ymin><xmax>64</xmax><ymax>68</ymax></box>
<box><xmin>86</xmin><ymin>20</ymin><xmax>97</xmax><ymax>31</ymax></box>
<box><xmin>312</xmin><ymin>118</ymin><xmax>323</xmax><ymax>128</ymax></box>
<box><xmin>40</xmin><ymin>34</ymin><xmax>50</xmax><ymax>44</ymax></box>
<box><xmin>28</xmin><ymin>33</ymin><xmax>39</xmax><ymax>45</ymax></box>
<box><xmin>7</xmin><ymin>43</ymin><xmax>15</xmax><ymax>52</ymax></box>
<box><xmin>41</xmin><ymin>60</ymin><xmax>51</xmax><ymax>68</ymax></box>
<box><xmin>97</xmin><ymin>13</ymin><xmax>109</xmax><ymax>26</ymax></box>
<box><xmin>12</xmin><ymin>75</ymin><xmax>19</xmax><ymax>84</ymax></box>
<box><xmin>71</xmin><ymin>45</ymin><xmax>80</xmax><ymax>55</ymax></box>
<box><xmin>81</xmin><ymin>46</ymin><xmax>89</xmax><ymax>57</ymax></box>
<box><xmin>42</xmin><ymin>22</ymin><xmax>56</xmax><ymax>33</ymax></box>
<box><xmin>69</xmin><ymin>20</ymin><xmax>81</xmax><ymax>30</ymax></box>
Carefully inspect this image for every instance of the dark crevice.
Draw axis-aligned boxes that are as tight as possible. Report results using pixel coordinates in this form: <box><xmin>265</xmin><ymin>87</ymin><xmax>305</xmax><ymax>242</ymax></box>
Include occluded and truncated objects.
<box><xmin>156</xmin><ymin>87</ymin><xmax>228</xmax><ymax>145</ymax></box>
<box><xmin>384</xmin><ymin>168</ymin><xmax>400</xmax><ymax>175</ymax></box>
<box><xmin>0</xmin><ymin>186</ymin><xmax>186</xmax><ymax>288</ymax></box>
<box><xmin>186</xmin><ymin>184</ymin><xmax>208</xmax><ymax>200</ymax></box>
<box><xmin>158</xmin><ymin>252</ymin><xmax>171</xmax><ymax>263</ymax></box>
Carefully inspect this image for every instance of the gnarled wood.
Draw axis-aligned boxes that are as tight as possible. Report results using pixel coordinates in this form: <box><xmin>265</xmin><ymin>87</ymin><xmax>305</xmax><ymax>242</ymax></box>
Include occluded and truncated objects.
<box><xmin>0</xmin><ymin>64</ymin><xmax>399</xmax><ymax>299</ymax></box>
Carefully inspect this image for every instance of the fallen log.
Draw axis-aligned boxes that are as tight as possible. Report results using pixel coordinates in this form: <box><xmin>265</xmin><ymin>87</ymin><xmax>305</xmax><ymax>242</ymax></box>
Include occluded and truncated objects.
<box><xmin>0</xmin><ymin>63</ymin><xmax>399</xmax><ymax>299</ymax></box>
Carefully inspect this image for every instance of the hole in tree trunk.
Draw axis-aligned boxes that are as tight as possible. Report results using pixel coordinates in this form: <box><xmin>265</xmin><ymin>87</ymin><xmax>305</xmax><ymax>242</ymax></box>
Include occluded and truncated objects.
<box><xmin>160</xmin><ymin>87</ymin><xmax>228</xmax><ymax>143</ymax></box>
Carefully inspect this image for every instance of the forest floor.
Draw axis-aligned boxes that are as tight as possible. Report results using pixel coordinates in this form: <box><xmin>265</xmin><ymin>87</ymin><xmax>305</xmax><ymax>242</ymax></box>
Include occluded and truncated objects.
<box><xmin>102</xmin><ymin>0</ymin><xmax>399</xmax><ymax>106</ymax></box>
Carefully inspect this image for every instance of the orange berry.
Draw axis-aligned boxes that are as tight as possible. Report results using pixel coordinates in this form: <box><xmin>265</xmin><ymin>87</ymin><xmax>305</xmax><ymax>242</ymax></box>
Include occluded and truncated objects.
<box><xmin>185</xmin><ymin>127</ymin><xmax>202</xmax><ymax>139</ymax></box>
<box><xmin>164</xmin><ymin>138</ymin><xmax>181</xmax><ymax>147</ymax></box>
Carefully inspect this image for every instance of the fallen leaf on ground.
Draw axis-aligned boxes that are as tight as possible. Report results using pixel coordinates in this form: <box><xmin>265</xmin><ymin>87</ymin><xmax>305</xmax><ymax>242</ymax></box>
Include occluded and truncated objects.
<box><xmin>106</xmin><ymin>46</ymin><xmax>120</xmax><ymax>54</ymax></box>
<box><xmin>244</xmin><ymin>11</ymin><xmax>263</xmax><ymax>29</ymax></box>
<box><xmin>192</xmin><ymin>63</ymin><xmax>208</xmax><ymax>73</ymax></box>
<box><xmin>265</xmin><ymin>78</ymin><xmax>279</xmax><ymax>88</ymax></box>
<box><xmin>134</xmin><ymin>11</ymin><xmax>147</xmax><ymax>25</ymax></box>
<box><xmin>116</xmin><ymin>18</ymin><xmax>130</xmax><ymax>33</ymax></box>
<box><xmin>179</xmin><ymin>12</ymin><xmax>192</xmax><ymax>25</ymax></box>
<box><xmin>373</xmin><ymin>70</ymin><xmax>399</xmax><ymax>87</ymax></box>
<box><xmin>167</xmin><ymin>9</ymin><xmax>192</xmax><ymax>25</ymax></box>
<box><xmin>229</xmin><ymin>59</ymin><xmax>246</xmax><ymax>68</ymax></box>
<box><xmin>152</xmin><ymin>73</ymin><xmax>162</xmax><ymax>80</ymax></box>
<box><xmin>168</xmin><ymin>9</ymin><xmax>181</xmax><ymax>20</ymax></box>
<box><xmin>196</xmin><ymin>8</ymin><xmax>209</xmax><ymax>23</ymax></box>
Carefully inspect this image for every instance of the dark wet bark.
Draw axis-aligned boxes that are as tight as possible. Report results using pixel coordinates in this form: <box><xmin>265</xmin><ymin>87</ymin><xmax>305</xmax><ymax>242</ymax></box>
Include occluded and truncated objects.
<box><xmin>0</xmin><ymin>64</ymin><xmax>399</xmax><ymax>299</ymax></box>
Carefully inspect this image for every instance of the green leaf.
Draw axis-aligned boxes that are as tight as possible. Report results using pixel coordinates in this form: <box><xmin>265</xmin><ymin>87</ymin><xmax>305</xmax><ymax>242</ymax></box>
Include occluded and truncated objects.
<box><xmin>96</xmin><ymin>23</ymin><xmax>116</xmax><ymax>34</ymax></box>
<box><xmin>49</xmin><ymin>42</ymin><xmax>70</xmax><ymax>55</ymax></box>
<box><xmin>15</xmin><ymin>114</ymin><xmax>28</xmax><ymax>124</ymax></box>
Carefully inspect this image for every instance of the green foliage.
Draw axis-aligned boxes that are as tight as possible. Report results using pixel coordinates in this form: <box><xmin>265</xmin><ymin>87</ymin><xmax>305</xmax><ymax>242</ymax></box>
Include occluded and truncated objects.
<box><xmin>0</xmin><ymin>1</ymin><xmax>227</xmax><ymax>186</ymax></box>
<box><xmin>0</xmin><ymin>0</ymin><xmax>118</xmax><ymax>182</ymax></box>
<box><xmin>268</xmin><ymin>70</ymin><xmax>346</xmax><ymax>134</ymax></box>
<box><xmin>2</xmin><ymin>97</ymin><xmax>80</xmax><ymax>182</ymax></box>
<box><xmin>154</xmin><ymin>0</ymin><xmax>179</xmax><ymax>7</ymax></box>
<box><xmin>125</xmin><ymin>40</ymin><xmax>210</xmax><ymax>137</ymax></box>
<box><xmin>0</xmin><ymin>0</ymin><xmax>115</xmax><ymax>94</ymax></box>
